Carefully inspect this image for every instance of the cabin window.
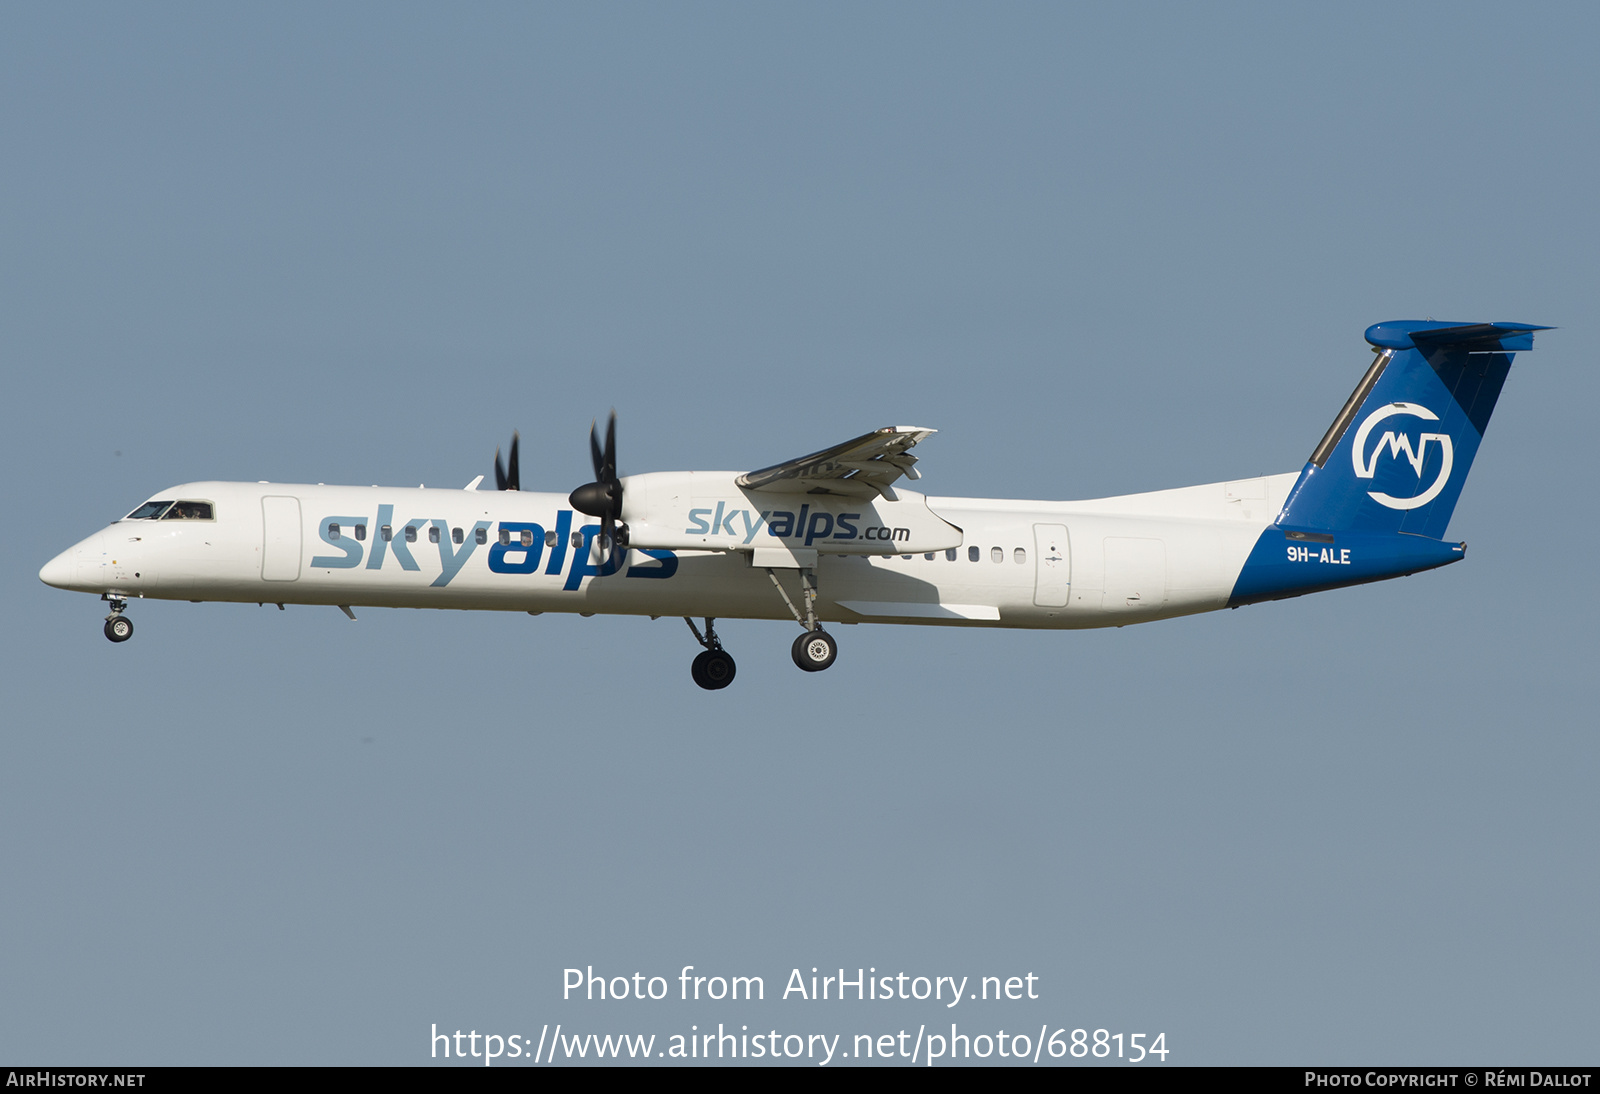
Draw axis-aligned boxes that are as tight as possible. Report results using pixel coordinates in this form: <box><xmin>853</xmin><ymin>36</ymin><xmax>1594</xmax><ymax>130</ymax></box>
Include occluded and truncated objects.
<box><xmin>452</xmin><ymin>527</ymin><xmax>464</xmax><ymax>544</ymax></box>
<box><xmin>968</xmin><ymin>546</ymin><xmax>980</xmax><ymax>562</ymax></box>
<box><xmin>355</xmin><ymin>524</ymin><xmax>366</xmax><ymax>541</ymax></box>
<box><xmin>404</xmin><ymin>525</ymin><xmax>417</xmax><ymax>543</ymax></box>
<box><xmin>498</xmin><ymin>528</ymin><xmax>510</xmax><ymax>546</ymax></box>
<box><xmin>521</xmin><ymin>529</ymin><xmax>535</xmax><ymax>548</ymax></box>
<box><xmin>571</xmin><ymin>532</ymin><xmax>583</xmax><ymax>549</ymax></box>
<box><xmin>924</xmin><ymin>553</ymin><xmax>935</xmax><ymax>561</ymax></box>
<box><xmin>991</xmin><ymin>546</ymin><xmax>1003</xmax><ymax>563</ymax></box>
<box><xmin>428</xmin><ymin>525</ymin><xmax>440</xmax><ymax>544</ymax></box>
<box><xmin>474</xmin><ymin>528</ymin><xmax>487</xmax><ymax>546</ymax></box>
<box><xmin>1015</xmin><ymin>547</ymin><xmax>1026</xmax><ymax>564</ymax></box>
<box><xmin>902</xmin><ymin>554</ymin><xmax>913</xmax><ymax>560</ymax></box>
<box><xmin>125</xmin><ymin>501</ymin><xmax>173</xmax><ymax>520</ymax></box>
<box><xmin>327</xmin><ymin>523</ymin><xmax>341</xmax><ymax>540</ymax></box>
<box><xmin>545</xmin><ymin>530</ymin><xmax>557</xmax><ymax>547</ymax></box>
<box><xmin>381</xmin><ymin>525</ymin><xmax>393</xmax><ymax>542</ymax></box>
<box><xmin>162</xmin><ymin>501</ymin><xmax>214</xmax><ymax>520</ymax></box>
<box><xmin>946</xmin><ymin>548</ymin><xmax>957</xmax><ymax>561</ymax></box>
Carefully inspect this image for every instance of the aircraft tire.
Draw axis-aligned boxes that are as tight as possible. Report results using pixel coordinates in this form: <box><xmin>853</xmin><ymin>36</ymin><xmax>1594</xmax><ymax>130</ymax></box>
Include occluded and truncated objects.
<box><xmin>104</xmin><ymin>617</ymin><xmax>134</xmax><ymax>643</ymax></box>
<box><xmin>791</xmin><ymin>629</ymin><xmax>837</xmax><ymax>672</ymax></box>
<box><xmin>691</xmin><ymin>649</ymin><xmax>736</xmax><ymax>690</ymax></box>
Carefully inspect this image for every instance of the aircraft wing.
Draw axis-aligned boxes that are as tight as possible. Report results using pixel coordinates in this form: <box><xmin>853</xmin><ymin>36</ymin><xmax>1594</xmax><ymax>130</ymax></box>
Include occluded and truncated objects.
<box><xmin>735</xmin><ymin>426</ymin><xmax>936</xmax><ymax>497</ymax></box>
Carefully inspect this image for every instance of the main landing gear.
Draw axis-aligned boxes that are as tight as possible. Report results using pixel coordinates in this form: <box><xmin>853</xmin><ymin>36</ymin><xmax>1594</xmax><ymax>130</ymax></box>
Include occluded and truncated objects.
<box><xmin>791</xmin><ymin>629</ymin><xmax>837</xmax><ymax>672</ymax></box>
<box><xmin>685</xmin><ymin>617</ymin><xmax>736</xmax><ymax>690</ymax></box>
<box><xmin>103</xmin><ymin>597</ymin><xmax>133</xmax><ymax>643</ymax></box>
<box><xmin>767</xmin><ymin>565</ymin><xmax>838</xmax><ymax>674</ymax></box>
<box><xmin>683</xmin><ymin>567</ymin><xmax>840</xmax><ymax>689</ymax></box>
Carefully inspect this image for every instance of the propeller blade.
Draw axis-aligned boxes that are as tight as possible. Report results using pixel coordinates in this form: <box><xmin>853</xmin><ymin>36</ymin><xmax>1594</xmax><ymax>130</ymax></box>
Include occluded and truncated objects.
<box><xmin>589</xmin><ymin>420</ymin><xmax>605</xmax><ymax>483</ymax></box>
<box><xmin>602</xmin><ymin>410</ymin><xmax>617</xmax><ymax>482</ymax></box>
<box><xmin>493</xmin><ymin>430</ymin><xmax>521</xmax><ymax>491</ymax></box>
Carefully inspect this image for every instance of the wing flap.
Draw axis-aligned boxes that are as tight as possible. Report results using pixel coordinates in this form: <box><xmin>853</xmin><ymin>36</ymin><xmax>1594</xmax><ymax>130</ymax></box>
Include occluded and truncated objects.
<box><xmin>735</xmin><ymin>426</ymin><xmax>936</xmax><ymax>496</ymax></box>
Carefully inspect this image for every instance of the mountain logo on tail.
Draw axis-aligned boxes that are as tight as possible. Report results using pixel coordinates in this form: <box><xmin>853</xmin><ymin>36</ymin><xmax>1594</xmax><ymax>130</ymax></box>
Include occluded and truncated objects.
<box><xmin>1351</xmin><ymin>402</ymin><xmax>1454</xmax><ymax>511</ymax></box>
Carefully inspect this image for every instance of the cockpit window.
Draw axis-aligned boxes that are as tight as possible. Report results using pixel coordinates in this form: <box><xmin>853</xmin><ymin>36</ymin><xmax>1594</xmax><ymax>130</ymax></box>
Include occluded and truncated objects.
<box><xmin>126</xmin><ymin>500</ymin><xmax>174</xmax><ymax>520</ymax></box>
<box><xmin>161</xmin><ymin>500</ymin><xmax>214</xmax><ymax>520</ymax></box>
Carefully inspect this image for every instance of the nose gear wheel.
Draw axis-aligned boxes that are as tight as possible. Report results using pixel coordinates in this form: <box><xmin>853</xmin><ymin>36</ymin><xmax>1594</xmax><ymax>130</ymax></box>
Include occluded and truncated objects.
<box><xmin>102</xmin><ymin>596</ymin><xmax>132</xmax><ymax>643</ymax></box>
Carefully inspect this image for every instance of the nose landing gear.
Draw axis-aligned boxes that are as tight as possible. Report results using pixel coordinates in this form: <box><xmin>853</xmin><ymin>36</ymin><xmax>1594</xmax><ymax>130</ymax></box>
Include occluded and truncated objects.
<box><xmin>103</xmin><ymin>597</ymin><xmax>133</xmax><ymax>643</ymax></box>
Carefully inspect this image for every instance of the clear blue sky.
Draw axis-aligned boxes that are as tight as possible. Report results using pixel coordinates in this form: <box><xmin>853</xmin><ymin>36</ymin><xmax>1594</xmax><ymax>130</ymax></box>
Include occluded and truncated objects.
<box><xmin>3</xmin><ymin>1</ymin><xmax>1595</xmax><ymax>1064</ymax></box>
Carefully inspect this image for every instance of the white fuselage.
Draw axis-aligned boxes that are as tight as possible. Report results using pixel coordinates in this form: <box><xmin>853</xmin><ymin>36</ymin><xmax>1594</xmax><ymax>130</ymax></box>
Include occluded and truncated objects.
<box><xmin>40</xmin><ymin>473</ymin><xmax>1298</xmax><ymax>630</ymax></box>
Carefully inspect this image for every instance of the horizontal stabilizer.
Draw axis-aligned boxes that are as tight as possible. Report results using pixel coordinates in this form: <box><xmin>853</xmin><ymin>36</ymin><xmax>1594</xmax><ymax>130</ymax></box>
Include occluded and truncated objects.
<box><xmin>1365</xmin><ymin>320</ymin><xmax>1552</xmax><ymax>353</ymax></box>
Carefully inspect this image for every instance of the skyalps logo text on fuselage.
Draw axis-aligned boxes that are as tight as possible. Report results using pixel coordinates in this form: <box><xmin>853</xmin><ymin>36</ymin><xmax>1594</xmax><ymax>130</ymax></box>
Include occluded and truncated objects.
<box><xmin>685</xmin><ymin>502</ymin><xmax>910</xmax><ymax>547</ymax></box>
<box><xmin>310</xmin><ymin>504</ymin><xmax>678</xmax><ymax>590</ymax></box>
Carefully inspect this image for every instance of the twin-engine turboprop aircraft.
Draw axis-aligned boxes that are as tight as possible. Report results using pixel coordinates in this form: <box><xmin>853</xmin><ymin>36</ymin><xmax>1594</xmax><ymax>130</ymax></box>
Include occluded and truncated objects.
<box><xmin>40</xmin><ymin>320</ymin><xmax>1545</xmax><ymax>689</ymax></box>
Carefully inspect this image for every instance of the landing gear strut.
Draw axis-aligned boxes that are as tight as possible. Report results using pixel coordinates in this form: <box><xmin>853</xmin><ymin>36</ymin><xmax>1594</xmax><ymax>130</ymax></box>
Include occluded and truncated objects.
<box><xmin>766</xmin><ymin>566</ymin><xmax>838</xmax><ymax>673</ymax></box>
<box><xmin>685</xmin><ymin>617</ymin><xmax>736</xmax><ymax>690</ymax></box>
<box><xmin>103</xmin><ymin>597</ymin><xmax>133</xmax><ymax>643</ymax></box>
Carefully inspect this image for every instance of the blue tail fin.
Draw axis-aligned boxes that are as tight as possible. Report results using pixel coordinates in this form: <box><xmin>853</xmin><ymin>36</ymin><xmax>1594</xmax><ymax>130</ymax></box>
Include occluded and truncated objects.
<box><xmin>1227</xmin><ymin>320</ymin><xmax>1547</xmax><ymax>608</ymax></box>
<box><xmin>1275</xmin><ymin>320</ymin><xmax>1548</xmax><ymax>538</ymax></box>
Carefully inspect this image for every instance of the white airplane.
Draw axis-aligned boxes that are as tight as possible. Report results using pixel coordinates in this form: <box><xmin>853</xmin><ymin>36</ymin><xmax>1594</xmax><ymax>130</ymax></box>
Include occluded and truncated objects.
<box><xmin>40</xmin><ymin>319</ymin><xmax>1545</xmax><ymax>689</ymax></box>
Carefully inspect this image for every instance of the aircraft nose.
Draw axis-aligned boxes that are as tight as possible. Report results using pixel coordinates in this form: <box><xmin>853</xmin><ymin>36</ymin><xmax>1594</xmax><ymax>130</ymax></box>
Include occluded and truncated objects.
<box><xmin>39</xmin><ymin>547</ymin><xmax>75</xmax><ymax>589</ymax></box>
<box><xmin>40</xmin><ymin>529</ymin><xmax>106</xmax><ymax>590</ymax></box>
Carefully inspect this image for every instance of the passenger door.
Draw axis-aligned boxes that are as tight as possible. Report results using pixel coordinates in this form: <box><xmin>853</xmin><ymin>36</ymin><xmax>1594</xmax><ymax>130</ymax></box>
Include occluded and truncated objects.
<box><xmin>260</xmin><ymin>496</ymin><xmax>302</xmax><ymax>582</ymax></box>
<box><xmin>1032</xmin><ymin>524</ymin><xmax>1071</xmax><ymax>607</ymax></box>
